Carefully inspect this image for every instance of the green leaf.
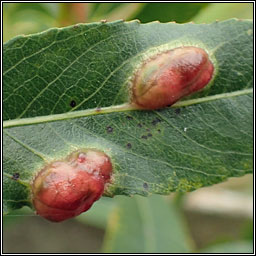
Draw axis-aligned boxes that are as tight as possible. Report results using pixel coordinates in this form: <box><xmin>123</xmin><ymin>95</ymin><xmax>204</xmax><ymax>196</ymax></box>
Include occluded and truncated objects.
<box><xmin>193</xmin><ymin>3</ymin><xmax>253</xmax><ymax>23</ymax></box>
<box><xmin>103</xmin><ymin>195</ymin><xmax>192</xmax><ymax>253</ymax></box>
<box><xmin>3</xmin><ymin>19</ymin><xmax>253</xmax><ymax>214</ymax></box>
<box><xmin>3</xmin><ymin>206</ymin><xmax>33</xmax><ymax>228</ymax></box>
<box><xmin>75</xmin><ymin>197</ymin><xmax>116</xmax><ymax>229</ymax></box>
<box><xmin>88</xmin><ymin>3</ymin><xmax>145</xmax><ymax>22</ymax></box>
<box><xmin>3</xmin><ymin>3</ymin><xmax>57</xmax><ymax>42</ymax></box>
<box><xmin>199</xmin><ymin>241</ymin><xmax>253</xmax><ymax>253</ymax></box>
<box><xmin>4</xmin><ymin>19</ymin><xmax>253</xmax><ymax>119</ymax></box>
<box><xmin>131</xmin><ymin>3</ymin><xmax>209</xmax><ymax>23</ymax></box>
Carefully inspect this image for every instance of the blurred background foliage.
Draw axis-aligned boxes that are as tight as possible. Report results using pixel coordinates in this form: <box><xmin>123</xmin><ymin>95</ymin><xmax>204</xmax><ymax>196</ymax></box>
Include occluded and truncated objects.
<box><xmin>3</xmin><ymin>2</ymin><xmax>253</xmax><ymax>253</ymax></box>
<box><xmin>3</xmin><ymin>2</ymin><xmax>253</xmax><ymax>42</ymax></box>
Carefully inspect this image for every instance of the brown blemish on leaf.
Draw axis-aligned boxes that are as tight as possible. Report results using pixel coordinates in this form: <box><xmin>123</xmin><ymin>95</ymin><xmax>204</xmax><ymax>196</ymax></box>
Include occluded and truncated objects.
<box><xmin>107</xmin><ymin>126</ymin><xmax>113</xmax><ymax>133</ymax></box>
<box><xmin>152</xmin><ymin>118</ymin><xmax>161</xmax><ymax>126</ymax></box>
<box><xmin>126</xmin><ymin>115</ymin><xmax>133</xmax><ymax>120</ymax></box>
<box><xmin>126</xmin><ymin>143</ymin><xmax>132</xmax><ymax>149</ymax></box>
<box><xmin>175</xmin><ymin>108</ymin><xmax>181</xmax><ymax>114</ymax></box>
<box><xmin>143</xmin><ymin>182</ymin><xmax>149</xmax><ymax>189</ymax></box>
<box><xmin>11</xmin><ymin>173</ymin><xmax>20</xmax><ymax>181</ymax></box>
<box><xmin>70</xmin><ymin>100</ymin><xmax>76</xmax><ymax>108</ymax></box>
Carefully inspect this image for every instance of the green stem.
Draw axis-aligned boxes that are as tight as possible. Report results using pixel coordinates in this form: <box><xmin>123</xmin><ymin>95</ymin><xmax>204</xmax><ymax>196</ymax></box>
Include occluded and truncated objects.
<box><xmin>3</xmin><ymin>88</ymin><xmax>252</xmax><ymax>129</ymax></box>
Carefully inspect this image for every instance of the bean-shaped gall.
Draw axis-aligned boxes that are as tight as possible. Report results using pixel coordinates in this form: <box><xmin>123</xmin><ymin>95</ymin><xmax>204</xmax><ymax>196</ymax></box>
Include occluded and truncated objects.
<box><xmin>32</xmin><ymin>149</ymin><xmax>113</xmax><ymax>222</ymax></box>
<box><xmin>132</xmin><ymin>46</ymin><xmax>214</xmax><ymax>109</ymax></box>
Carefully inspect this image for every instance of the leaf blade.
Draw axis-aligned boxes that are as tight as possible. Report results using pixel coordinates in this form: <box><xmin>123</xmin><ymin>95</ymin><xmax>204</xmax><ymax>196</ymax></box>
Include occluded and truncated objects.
<box><xmin>3</xmin><ymin>19</ymin><xmax>253</xmax><ymax>119</ymax></box>
<box><xmin>103</xmin><ymin>195</ymin><xmax>192</xmax><ymax>253</ymax></box>
<box><xmin>3</xmin><ymin>19</ymin><xmax>253</xmax><ymax>214</ymax></box>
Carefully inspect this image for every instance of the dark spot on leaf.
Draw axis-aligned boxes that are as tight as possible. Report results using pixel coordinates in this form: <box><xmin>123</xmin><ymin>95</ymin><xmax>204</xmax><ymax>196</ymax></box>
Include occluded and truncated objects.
<box><xmin>148</xmin><ymin>133</ymin><xmax>152</xmax><ymax>137</ymax></box>
<box><xmin>126</xmin><ymin>143</ymin><xmax>132</xmax><ymax>149</ymax></box>
<box><xmin>152</xmin><ymin>118</ymin><xmax>161</xmax><ymax>126</ymax></box>
<box><xmin>107</xmin><ymin>126</ymin><xmax>113</xmax><ymax>133</ymax></box>
<box><xmin>143</xmin><ymin>183</ymin><xmax>148</xmax><ymax>189</ymax></box>
<box><xmin>12</xmin><ymin>173</ymin><xmax>20</xmax><ymax>180</ymax></box>
<box><xmin>70</xmin><ymin>100</ymin><xmax>76</xmax><ymax>108</ymax></box>
<box><xmin>141</xmin><ymin>135</ymin><xmax>147</xmax><ymax>139</ymax></box>
<box><xmin>175</xmin><ymin>108</ymin><xmax>181</xmax><ymax>114</ymax></box>
<box><xmin>126</xmin><ymin>115</ymin><xmax>133</xmax><ymax>120</ymax></box>
<box><xmin>138</xmin><ymin>123</ymin><xmax>143</xmax><ymax>128</ymax></box>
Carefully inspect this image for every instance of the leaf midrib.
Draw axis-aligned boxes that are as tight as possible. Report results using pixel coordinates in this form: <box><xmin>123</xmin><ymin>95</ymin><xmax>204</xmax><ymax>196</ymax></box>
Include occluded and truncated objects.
<box><xmin>3</xmin><ymin>88</ymin><xmax>252</xmax><ymax>129</ymax></box>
